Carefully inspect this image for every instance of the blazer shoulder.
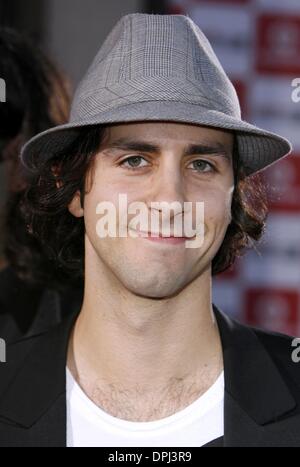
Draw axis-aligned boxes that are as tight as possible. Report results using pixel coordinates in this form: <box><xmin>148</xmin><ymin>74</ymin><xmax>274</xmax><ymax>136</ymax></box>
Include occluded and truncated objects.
<box><xmin>250</xmin><ymin>323</ymin><xmax>300</xmax><ymax>390</ymax></box>
<box><xmin>251</xmin><ymin>324</ymin><xmax>298</xmax><ymax>355</ymax></box>
<box><xmin>0</xmin><ymin>333</ymin><xmax>42</xmax><ymax>394</ymax></box>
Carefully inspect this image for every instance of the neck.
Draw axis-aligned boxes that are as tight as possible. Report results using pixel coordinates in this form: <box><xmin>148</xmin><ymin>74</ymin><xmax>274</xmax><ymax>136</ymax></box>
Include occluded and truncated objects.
<box><xmin>67</xmin><ymin>244</ymin><xmax>223</xmax><ymax>396</ymax></box>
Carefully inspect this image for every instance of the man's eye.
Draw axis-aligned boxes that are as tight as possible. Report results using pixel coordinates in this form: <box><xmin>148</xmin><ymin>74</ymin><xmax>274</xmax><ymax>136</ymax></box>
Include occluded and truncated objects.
<box><xmin>188</xmin><ymin>159</ymin><xmax>215</xmax><ymax>172</ymax></box>
<box><xmin>119</xmin><ymin>155</ymin><xmax>148</xmax><ymax>170</ymax></box>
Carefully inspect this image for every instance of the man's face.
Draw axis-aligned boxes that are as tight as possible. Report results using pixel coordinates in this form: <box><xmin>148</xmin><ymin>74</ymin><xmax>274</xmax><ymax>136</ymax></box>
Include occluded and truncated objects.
<box><xmin>73</xmin><ymin>122</ymin><xmax>234</xmax><ymax>298</ymax></box>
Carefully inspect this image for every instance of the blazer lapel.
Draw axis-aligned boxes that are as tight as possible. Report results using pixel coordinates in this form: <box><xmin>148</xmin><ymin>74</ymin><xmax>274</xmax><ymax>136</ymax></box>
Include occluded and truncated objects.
<box><xmin>213</xmin><ymin>305</ymin><xmax>299</xmax><ymax>446</ymax></box>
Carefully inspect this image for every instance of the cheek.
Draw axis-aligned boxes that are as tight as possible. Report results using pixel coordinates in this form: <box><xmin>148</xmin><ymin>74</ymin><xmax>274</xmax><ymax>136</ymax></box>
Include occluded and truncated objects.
<box><xmin>83</xmin><ymin>182</ymin><xmax>115</xmax><ymax>238</ymax></box>
<box><xmin>201</xmin><ymin>186</ymin><xmax>233</xmax><ymax>228</ymax></box>
<box><xmin>86</xmin><ymin>162</ymin><xmax>141</xmax><ymax>209</ymax></box>
<box><xmin>83</xmin><ymin>180</ymin><xmax>137</xmax><ymax>242</ymax></box>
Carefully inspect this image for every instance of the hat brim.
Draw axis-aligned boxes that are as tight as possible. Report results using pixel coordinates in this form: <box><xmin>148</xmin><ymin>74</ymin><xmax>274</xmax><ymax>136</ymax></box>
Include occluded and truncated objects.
<box><xmin>20</xmin><ymin>101</ymin><xmax>292</xmax><ymax>176</ymax></box>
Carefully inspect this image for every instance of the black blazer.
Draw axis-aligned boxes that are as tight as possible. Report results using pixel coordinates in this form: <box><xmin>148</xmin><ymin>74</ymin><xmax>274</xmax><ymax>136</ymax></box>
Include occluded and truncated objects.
<box><xmin>0</xmin><ymin>304</ymin><xmax>300</xmax><ymax>447</ymax></box>
<box><xmin>0</xmin><ymin>266</ymin><xmax>83</xmax><ymax>343</ymax></box>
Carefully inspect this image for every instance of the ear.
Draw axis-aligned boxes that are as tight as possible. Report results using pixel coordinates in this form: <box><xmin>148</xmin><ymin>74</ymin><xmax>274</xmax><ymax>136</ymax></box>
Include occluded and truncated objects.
<box><xmin>68</xmin><ymin>190</ymin><xmax>84</xmax><ymax>218</ymax></box>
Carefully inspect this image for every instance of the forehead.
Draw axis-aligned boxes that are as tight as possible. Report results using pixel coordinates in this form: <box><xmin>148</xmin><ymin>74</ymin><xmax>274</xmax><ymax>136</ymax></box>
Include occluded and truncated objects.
<box><xmin>101</xmin><ymin>121</ymin><xmax>234</xmax><ymax>148</ymax></box>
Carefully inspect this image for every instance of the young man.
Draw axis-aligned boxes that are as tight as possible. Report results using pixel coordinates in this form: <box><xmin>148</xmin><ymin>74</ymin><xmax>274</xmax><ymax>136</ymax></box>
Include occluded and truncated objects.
<box><xmin>0</xmin><ymin>13</ymin><xmax>299</xmax><ymax>447</ymax></box>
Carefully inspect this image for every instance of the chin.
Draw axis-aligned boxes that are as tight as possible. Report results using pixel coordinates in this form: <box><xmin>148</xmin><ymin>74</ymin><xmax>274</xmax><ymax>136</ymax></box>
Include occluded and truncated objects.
<box><xmin>121</xmin><ymin>272</ymin><xmax>186</xmax><ymax>299</ymax></box>
<box><xmin>129</xmin><ymin>286</ymin><xmax>182</xmax><ymax>300</ymax></box>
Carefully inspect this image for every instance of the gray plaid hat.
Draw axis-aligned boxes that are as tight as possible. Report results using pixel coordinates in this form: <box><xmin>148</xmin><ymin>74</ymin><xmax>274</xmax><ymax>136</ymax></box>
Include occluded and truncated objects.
<box><xmin>21</xmin><ymin>13</ymin><xmax>292</xmax><ymax>175</ymax></box>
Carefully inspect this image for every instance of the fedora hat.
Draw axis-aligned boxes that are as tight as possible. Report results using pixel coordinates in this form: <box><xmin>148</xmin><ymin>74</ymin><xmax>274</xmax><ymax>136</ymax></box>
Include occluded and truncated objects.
<box><xmin>20</xmin><ymin>13</ymin><xmax>292</xmax><ymax>175</ymax></box>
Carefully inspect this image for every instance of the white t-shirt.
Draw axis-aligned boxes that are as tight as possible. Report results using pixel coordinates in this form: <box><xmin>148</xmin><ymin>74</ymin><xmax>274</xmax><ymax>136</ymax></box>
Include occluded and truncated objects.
<box><xmin>66</xmin><ymin>367</ymin><xmax>224</xmax><ymax>447</ymax></box>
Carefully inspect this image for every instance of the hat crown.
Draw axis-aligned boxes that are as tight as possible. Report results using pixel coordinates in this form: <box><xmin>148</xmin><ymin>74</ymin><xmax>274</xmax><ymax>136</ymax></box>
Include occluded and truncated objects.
<box><xmin>70</xmin><ymin>13</ymin><xmax>241</xmax><ymax>122</ymax></box>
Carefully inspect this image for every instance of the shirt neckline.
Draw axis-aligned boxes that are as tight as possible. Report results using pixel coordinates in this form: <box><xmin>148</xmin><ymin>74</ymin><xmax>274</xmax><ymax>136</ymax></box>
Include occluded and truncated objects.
<box><xmin>66</xmin><ymin>367</ymin><xmax>224</xmax><ymax>432</ymax></box>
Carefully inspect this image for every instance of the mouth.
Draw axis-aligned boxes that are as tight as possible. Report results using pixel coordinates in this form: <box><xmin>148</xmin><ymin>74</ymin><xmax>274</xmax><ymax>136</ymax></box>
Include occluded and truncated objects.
<box><xmin>129</xmin><ymin>229</ymin><xmax>196</xmax><ymax>245</ymax></box>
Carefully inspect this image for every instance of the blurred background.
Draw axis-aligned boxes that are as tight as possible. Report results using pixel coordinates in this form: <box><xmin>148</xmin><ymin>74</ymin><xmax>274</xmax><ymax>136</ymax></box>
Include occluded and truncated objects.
<box><xmin>1</xmin><ymin>0</ymin><xmax>300</xmax><ymax>335</ymax></box>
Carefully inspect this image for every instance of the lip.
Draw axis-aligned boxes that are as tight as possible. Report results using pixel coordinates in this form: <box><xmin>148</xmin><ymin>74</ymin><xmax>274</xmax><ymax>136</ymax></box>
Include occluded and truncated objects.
<box><xmin>129</xmin><ymin>229</ymin><xmax>195</xmax><ymax>245</ymax></box>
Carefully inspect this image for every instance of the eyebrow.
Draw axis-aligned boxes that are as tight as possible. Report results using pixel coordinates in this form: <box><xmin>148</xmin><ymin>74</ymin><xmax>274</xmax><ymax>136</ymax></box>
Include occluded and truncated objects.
<box><xmin>103</xmin><ymin>138</ymin><xmax>232</xmax><ymax>160</ymax></box>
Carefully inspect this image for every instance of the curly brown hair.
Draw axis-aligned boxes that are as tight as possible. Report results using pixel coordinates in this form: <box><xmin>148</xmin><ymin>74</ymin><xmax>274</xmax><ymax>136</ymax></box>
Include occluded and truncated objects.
<box><xmin>13</xmin><ymin>124</ymin><xmax>268</xmax><ymax>289</ymax></box>
<box><xmin>1</xmin><ymin>27</ymin><xmax>71</xmax><ymax>282</ymax></box>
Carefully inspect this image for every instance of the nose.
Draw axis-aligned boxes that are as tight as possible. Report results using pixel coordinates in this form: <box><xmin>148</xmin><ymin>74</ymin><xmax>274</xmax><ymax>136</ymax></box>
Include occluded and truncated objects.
<box><xmin>147</xmin><ymin>156</ymin><xmax>186</xmax><ymax>221</ymax></box>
